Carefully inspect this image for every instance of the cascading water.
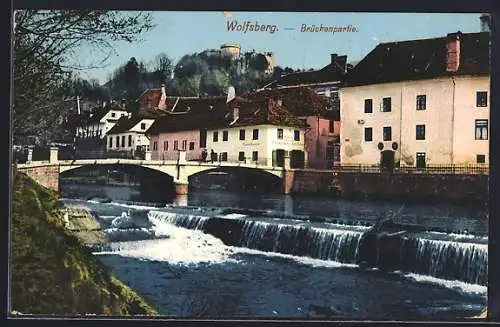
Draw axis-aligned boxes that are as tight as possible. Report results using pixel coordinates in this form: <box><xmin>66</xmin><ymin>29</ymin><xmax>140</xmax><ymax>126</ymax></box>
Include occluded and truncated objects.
<box><xmin>148</xmin><ymin>210</ymin><xmax>209</xmax><ymax>231</ymax></box>
<box><xmin>144</xmin><ymin>209</ymin><xmax>487</xmax><ymax>287</ymax></box>
<box><xmin>238</xmin><ymin>220</ymin><xmax>362</xmax><ymax>263</ymax></box>
<box><xmin>402</xmin><ymin>238</ymin><xmax>488</xmax><ymax>285</ymax></box>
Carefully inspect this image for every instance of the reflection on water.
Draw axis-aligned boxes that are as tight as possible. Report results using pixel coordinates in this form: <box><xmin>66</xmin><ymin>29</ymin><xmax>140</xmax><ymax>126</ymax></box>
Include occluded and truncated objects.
<box><xmin>60</xmin><ymin>180</ymin><xmax>488</xmax><ymax>236</ymax></box>
<box><xmin>174</xmin><ymin>194</ymin><xmax>188</xmax><ymax>206</ymax></box>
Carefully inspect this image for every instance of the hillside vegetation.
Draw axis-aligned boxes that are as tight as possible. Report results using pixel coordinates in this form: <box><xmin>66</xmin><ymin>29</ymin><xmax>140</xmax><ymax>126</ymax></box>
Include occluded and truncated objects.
<box><xmin>11</xmin><ymin>173</ymin><xmax>157</xmax><ymax>315</ymax></box>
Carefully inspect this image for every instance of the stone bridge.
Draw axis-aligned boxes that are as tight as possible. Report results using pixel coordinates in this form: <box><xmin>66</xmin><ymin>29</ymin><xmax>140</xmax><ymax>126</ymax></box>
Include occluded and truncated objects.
<box><xmin>16</xmin><ymin>147</ymin><xmax>295</xmax><ymax>195</ymax></box>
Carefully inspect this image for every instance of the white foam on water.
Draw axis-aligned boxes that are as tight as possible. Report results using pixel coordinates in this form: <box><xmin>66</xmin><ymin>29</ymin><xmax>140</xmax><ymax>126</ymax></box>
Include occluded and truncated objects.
<box><xmin>108</xmin><ymin>202</ymin><xmax>158</xmax><ymax>211</ymax></box>
<box><xmin>94</xmin><ymin>224</ymin><xmax>239</xmax><ymax>265</ymax></box>
<box><xmin>425</xmin><ymin>231</ymin><xmax>488</xmax><ymax>242</ymax></box>
<box><xmin>401</xmin><ymin>272</ymin><xmax>487</xmax><ymax>297</ymax></box>
<box><xmin>99</xmin><ymin>215</ymin><xmax>117</xmax><ymax>220</ymax></box>
<box><xmin>219</xmin><ymin>213</ymin><xmax>248</xmax><ymax>219</ymax></box>
<box><xmin>229</xmin><ymin>246</ymin><xmax>359</xmax><ymax>269</ymax></box>
<box><xmin>104</xmin><ymin>227</ymin><xmax>152</xmax><ymax>234</ymax></box>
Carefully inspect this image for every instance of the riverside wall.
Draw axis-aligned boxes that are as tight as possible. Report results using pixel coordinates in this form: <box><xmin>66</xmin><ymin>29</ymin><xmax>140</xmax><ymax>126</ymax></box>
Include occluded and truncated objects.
<box><xmin>287</xmin><ymin>170</ymin><xmax>489</xmax><ymax>205</ymax></box>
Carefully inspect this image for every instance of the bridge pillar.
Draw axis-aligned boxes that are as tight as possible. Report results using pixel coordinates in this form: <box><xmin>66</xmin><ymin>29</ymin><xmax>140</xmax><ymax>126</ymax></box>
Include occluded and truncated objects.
<box><xmin>27</xmin><ymin>146</ymin><xmax>34</xmax><ymax>163</ymax></box>
<box><xmin>284</xmin><ymin>154</ymin><xmax>291</xmax><ymax>170</ymax></box>
<box><xmin>283</xmin><ymin>154</ymin><xmax>294</xmax><ymax>194</ymax></box>
<box><xmin>49</xmin><ymin>146</ymin><xmax>59</xmax><ymax>163</ymax></box>
<box><xmin>173</xmin><ymin>182</ymin><xmax>189</xmax><ymax>195</ymax></box>
<box><xmin>283</xmin><ymin>170</ymin><xmax>295</xmax><ymax>194</ymax></box>
<box><xmin>145</xmin><ymin>151</ymin><xmax>152</xmax><ymax>161</ymax></box>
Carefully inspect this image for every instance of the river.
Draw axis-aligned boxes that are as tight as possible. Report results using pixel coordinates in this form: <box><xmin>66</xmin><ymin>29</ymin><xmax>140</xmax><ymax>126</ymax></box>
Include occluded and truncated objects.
<box><xmin>60</xmin><ymin>180</ymin><xmax>488</xmax><ymax>320</ymax></box>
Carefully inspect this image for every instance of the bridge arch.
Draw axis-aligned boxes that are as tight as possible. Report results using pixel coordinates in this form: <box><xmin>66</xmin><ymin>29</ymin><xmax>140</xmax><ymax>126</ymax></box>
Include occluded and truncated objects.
<box><xmin>187</xmin><ymin>166</ymin><xmax>284</xmax><ymax>193</ymax></box>
<box><xmin>59</xmin><ymin>162</ymin><xmax>177</xmax><ymax>180</ymax></box>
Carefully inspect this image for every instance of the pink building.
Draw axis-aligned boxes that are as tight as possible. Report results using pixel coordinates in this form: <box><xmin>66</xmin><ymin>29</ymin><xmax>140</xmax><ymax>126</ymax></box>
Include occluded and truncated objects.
<box><xmin>146</xmin><ymin>99</ymin><xmax>229</xmax><ymax>161</ymax></box>
<box><xmin>305</xmin><ymin>117</ymin><xmax>341</xmax><ymax>169</ymax></box>
<box><xmin>149</xmin><ymin>129</ymin><xmax>204</xmax><ymax>161</ymax></box>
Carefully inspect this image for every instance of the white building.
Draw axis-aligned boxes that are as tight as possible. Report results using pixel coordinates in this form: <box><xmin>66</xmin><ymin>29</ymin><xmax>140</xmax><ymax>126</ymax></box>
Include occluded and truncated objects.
<box><xmin>340</xmin><ymin>31</ymin><xmax>490</xmax><ymax>169</ymax></box>
<box><xmin>106</xmin><ymin>116</ymin><xmax>155</xmax><ymax>153</ymax></box>
<box><xmin>75</xmin><ymin>106</ymin><xmax>129</xmax><ymax>140</ymax></box>
<box><xmin>205</xmin><ymin>98</ymin><xmax>308</xmax><ymax>168</ymax></box>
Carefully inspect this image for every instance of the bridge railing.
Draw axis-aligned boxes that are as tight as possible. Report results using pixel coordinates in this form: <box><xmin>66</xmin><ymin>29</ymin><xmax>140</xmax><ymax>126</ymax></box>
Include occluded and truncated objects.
<box><xmin>331</xmin><ymin>164</ymin><xmax>489</xmax><ymax>175</ymax></box>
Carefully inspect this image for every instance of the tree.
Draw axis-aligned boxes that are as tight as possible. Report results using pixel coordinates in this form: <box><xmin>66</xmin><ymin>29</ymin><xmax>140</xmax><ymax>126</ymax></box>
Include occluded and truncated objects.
<box><xmin>13</xmin><ymin>10</ymin><xmax>155</xmax><ymax>145</ymax></box>
<box><xmin>150</xmin><ymin>53</ymin><xmax>173</xmax><ymax>86</ymax></box>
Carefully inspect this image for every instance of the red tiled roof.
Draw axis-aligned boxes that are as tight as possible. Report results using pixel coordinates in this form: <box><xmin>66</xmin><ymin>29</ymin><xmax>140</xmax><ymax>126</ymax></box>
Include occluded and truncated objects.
<box><xmin>245</xmin><ymin>87</ymin><xmax>334</xmax><ymax>118</ymax></box>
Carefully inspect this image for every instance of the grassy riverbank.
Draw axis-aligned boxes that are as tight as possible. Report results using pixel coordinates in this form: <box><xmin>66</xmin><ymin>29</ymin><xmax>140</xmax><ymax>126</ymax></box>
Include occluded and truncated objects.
<box><xmin>11</xmin><ymin>172</ymin><xmax>157</xmax><ymax>316</ymax></box>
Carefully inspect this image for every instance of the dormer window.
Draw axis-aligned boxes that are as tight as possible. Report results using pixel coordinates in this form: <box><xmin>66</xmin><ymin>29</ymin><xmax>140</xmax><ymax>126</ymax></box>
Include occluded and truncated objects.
<box><xmin>141</xmin><ymin>123</ymin><xmax>146</xmax><ymax>130</ymax></box>
<box><xmin>111</xmin><ymin>113</ymin><xmax>116</xmax><ymax>118</ymax></box>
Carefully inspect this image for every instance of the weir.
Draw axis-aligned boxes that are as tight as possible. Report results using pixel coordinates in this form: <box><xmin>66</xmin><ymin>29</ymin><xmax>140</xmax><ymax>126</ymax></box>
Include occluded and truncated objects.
<box><xmin>148</xmin><ymin>210</ymin><xmax>488</xmax><ymax>286</ymax></box>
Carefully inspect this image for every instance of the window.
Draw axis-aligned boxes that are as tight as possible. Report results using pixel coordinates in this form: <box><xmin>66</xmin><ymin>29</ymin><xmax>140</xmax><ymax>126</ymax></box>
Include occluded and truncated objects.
<box><xmin>111</xmin><ymin>113</ymin><xmax>116</xmax><ymax>118</ymax></box>
<box><xmin>364</xmin><ymin>127</ymin><xmax>373</xmax><ymax>142</ymax></box>
<box><xmin>141</xmin><ymin>123</ymin><xmax>146</xmax><ymax>130</ymax></box>
<box><xmin>416</xmin><ymin>95</ymin><xmax>426</xmax><ymax>110</ymax></box>
<box><xmin>382</xmin><ymin>97</ymin><xmax>392</xmax><ymax>112</ymax></box>
<box><xmin>364</xmin><ymin>99</ymin><xmax>373</xmax><ymax>113</ymax></box>
<box><xmin>164</xmin><ymin>141</ymin><xmax>168</xmax><ymax>151</ymax></box>
<box><xmin>277</xmin><ymin>128</ymin><xmax>284</xmax><ymax>139</ymax></box>
<box><xmin>153</xmin><ymin>141</ymin><xmax>158</xmax><ymax>151</ymax></box>
<box><xmin>252</xmin><ymin>151</ymin><xmax>258</xmax><ymax>161</ymax></box>
<box><xmin>116</xmin><ymin>136</ymin><xmax>120</xmax><ymax>147</ymax></box>
<box><xmin>99</xmin><ymin>130</ymin><xmax>102</xmax><ymax>136</ymax></box>
<box><xmin>222</xmin><ymin>130</ymin><xmax>228</xmax><ymax>141</ymax></box>
<box><xmin>121</xmin><ymin>135</ymin><xmax>125</xmax><ymax>147</ymax></box>
<box><xmin>109</xmin><ymin>137</ymin><xmax>113</xmax><ymax>148</ymax></box>
<box><xmin>383</xmin><ymin>126</ymin><xmax>392</xmax><ymax>141</ymax></box>
<box><xmin>253</xmin><ymin>129</ymin><xmax>259</xmax><ymax>140</ymax></box>
<box><xmin>174</xmin><ymin>140</ymin><xmax>178</xmax><ymax>150</ymax></box>
<box><xmin>475</xmin><ymin>120</ymin><xmax>488</xmax><ymax>140</ymax></box>
<box><xmin>213</xmin><ymin>131</ymin><xmax>218</xmax><ymax>142</ymax></box>
<box><xmin>221</xmin><ymin>152</ymin><xmax>228</xmax><ymax>161</ymax></box>
<box><xmin>294</xmin><ymin>130</ymin><xmax>300</xmax><ymax>141</ymax></box>
<box><xmin>189</xmin><ymin>142</ymin><xmax>195</xmax><ymax>150</ymax></box>
<box><xmin>182</xmin><ymin>140</ymin><xmax>187</xmax><ymax>150</ymax></box>
<box><xmin>240</xmin><ymin>129</ymin><xmax>245</xmax><ymax>140</ymax></box>
<box><xmin>416</xmin><ymin>124</ymin><xmax>426</xmax><ymax>140</ymax></box>
<box><xmin>476</xmin><ymin>91</ymin><xmax>488</xmax><ymax>107</ymax></box>
<box><xmin>329</xmin><ymin>120</ymin><xmax>335</xmax><ymax>133</ymax></box>
<box><xmin>238</xmin><ymin>151</ymin><xmax>245</xmax><ymax>161</ymax></box>
<box><xmin>128</xmin><ymin>135</ymin><xmax>132</xmax><ymax>147</ymax></box>
<box><xmin>477</xmin><ymin>154</ymin><xmax>486</xmax><ymax>164</ymax></box>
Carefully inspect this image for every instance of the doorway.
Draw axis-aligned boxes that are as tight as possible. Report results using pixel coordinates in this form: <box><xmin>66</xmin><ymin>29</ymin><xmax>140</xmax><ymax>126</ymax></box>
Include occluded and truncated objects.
<box><xmin>416</xmin><ymin>152</ymin><xmax>426</xmax><ymax>169</ymax></box>
<box><xmin>380</xmin><ymin>150</ymin><xmax>395</xmax><ymax>172</ymax></box>
<box><xmin>290</xmin><ymin>150</ymin><xmax>305</xmax><ymax>169</ymax></box>
<box><xmin>272</xmin><ymin>149</ymin><xmax>285</xmax><ymax>167</ymax></box>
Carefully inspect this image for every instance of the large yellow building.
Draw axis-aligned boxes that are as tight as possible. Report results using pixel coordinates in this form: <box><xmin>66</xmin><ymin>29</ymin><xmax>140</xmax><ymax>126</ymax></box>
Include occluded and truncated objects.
<box><xmin>340</xmin><ymin>31</ymin><xmax>490</xmax><ymax>169</ymax></box>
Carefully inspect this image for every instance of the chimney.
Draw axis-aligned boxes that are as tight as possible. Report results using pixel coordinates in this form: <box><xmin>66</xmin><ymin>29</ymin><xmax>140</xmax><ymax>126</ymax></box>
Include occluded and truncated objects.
<box><xmin>480</xmin><ymin>14</ymin><xmax>490</xmax><ymax>32</ymax></box>
<box><xmin>158</xmin><ymin>84</ymin><xmax>167</xmax><ymax>110</ymax></box>
<box><xmin>232</xmin><ymin>107</ymin><xmax>239</xmax><ymax>121</ymax></box>
<box><xmin>76</xmin><ymin>96</ymin><xmax>81</xmax><ymax>115</ymax></box>
<box><xmin>335</xmin><ymin>55</ymin><xmax>348</xmax><ymax>72</ymax></box>
<box><xmin>446</xmin><ymin>31</ymin><xmax>462</xmax><ymax>72</ymax></box>
<box><xmin>330</xmin><ymin>53</ymin><xmax>338</xmax><ymax>64</ymax></box>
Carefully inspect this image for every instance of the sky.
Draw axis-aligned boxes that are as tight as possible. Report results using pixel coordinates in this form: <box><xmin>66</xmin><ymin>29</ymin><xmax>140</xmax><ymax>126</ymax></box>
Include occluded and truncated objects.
<box><xmin>75</xmin><ymin>12</ymin><xmax>483</xmax><ymax>85</ymax></box>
